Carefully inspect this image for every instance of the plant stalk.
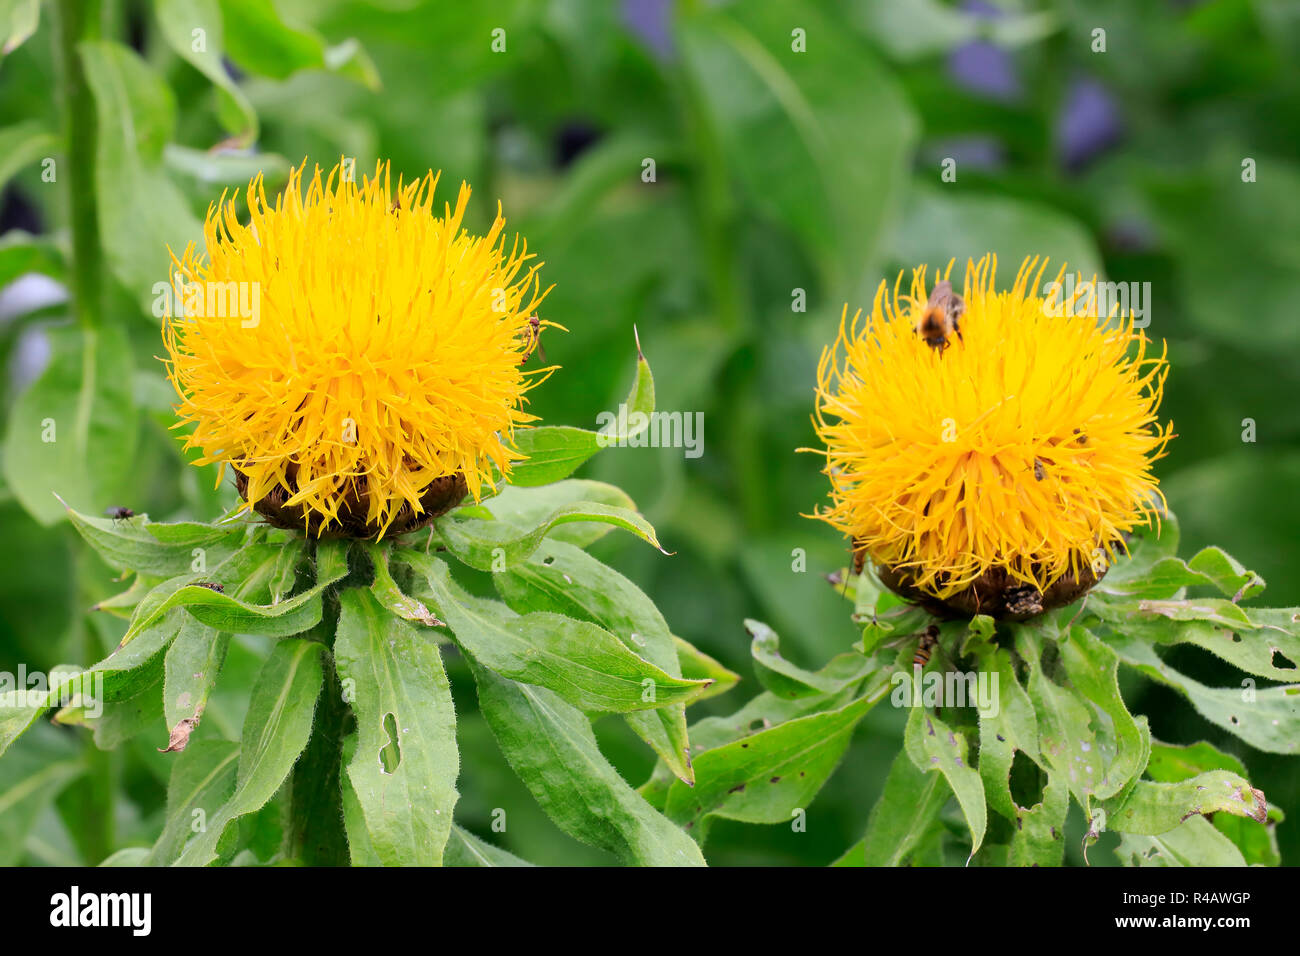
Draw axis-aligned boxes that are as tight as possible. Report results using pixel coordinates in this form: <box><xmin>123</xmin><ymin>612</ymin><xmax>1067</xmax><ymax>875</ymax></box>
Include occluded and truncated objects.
<box><xmin>285</xmin><ymin>593</ymin><xmax>352</xmax><ymax>866</ymax></box>
<box><xmin>53</xmin><ymin>0</ymin><xmax>104</xmax><ymax>331</ymax></box>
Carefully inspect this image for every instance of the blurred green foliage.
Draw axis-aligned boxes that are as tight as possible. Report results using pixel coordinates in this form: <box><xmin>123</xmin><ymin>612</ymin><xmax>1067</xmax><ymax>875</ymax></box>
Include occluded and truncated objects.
<box><xmin>1</xmin><ymin>0</ymin><xmax>1297</xmax><ymax>865</ymax></box>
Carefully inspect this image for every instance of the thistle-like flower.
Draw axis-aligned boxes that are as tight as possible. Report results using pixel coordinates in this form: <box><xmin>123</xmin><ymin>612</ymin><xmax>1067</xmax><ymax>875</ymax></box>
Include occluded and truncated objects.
<box><xmin>162</xmin><ymin>159</ymin><xmax>553</xmax><ymax>538</ymax></box>
<box><xmin>810</xmin><ymin>255</ymin><xmax>1173</xmax><ymax>619</ymax></box>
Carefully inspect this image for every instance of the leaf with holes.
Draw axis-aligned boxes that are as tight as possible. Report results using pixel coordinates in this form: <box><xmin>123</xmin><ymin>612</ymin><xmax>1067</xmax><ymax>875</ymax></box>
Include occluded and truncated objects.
<box><xmin>1106</xmin><ymin>636</ymin><xmax>1300</xmax><ymax>754</ymax></box>
<box><xmin>903</xmin><ymin>704</ymin><xmax>987</xmax><ymax>854</ymax></box>
<box><xmin>665</xmin><ymin>693</ymin><xmax>878</xmax><ymax>841</ymax></box>
<box><xmin>1104</xmin><ymin>771</ymin><xmax>1267</xmax><ymax>835</ymax></box>
<box><xmin>335</xmin><ymin>588</ymin><xmax>459</xmax><ymax>866</ymax></box>
<box><xmin>162</xmin><ymin>616</ymin><xmax>229</xmax><ymax>751</ymax></box>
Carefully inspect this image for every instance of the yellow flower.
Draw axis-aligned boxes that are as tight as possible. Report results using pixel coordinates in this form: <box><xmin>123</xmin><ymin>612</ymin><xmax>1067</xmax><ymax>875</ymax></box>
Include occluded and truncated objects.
<box><xmin>810</xmin><ymin>255</ymin><xmax>1173</xmax><ymax>616</ymax></box>
<box><xmin>162</xmin><ymin>159</ymin><xmax>553</xmax><ymax>538</ymax></box>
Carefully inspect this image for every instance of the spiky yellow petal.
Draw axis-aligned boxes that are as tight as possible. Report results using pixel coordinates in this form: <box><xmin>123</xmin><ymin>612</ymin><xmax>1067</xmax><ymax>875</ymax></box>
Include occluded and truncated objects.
<box><xmin>161</xmin><ymin>159</ymin><xmax>552</xmax><ymax>537</ymax></box>
<box><xmin>810</xmin><ymin>254</ymin><xmax>1173</xmax><ymax>600</ymax></box>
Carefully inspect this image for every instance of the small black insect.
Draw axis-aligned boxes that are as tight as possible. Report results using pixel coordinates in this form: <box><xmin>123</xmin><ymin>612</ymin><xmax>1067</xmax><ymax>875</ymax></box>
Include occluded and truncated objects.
<box><xmin>192</xmin><ymin>581</ymin><xmax>225</xmax><ymax>593</ymax></box>
<box><xmin>106</xmin><ymin>506</ymin><xmax>135</xmax><ymax>520</ymax></box>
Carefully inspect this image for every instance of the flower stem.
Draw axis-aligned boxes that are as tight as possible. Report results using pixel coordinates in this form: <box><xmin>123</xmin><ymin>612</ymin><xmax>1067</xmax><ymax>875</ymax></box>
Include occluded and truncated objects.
<box><xmin>53</xmin><ymin>0</ymin><xmax>104</xmax><ymax>331</ymax></box>
<box><xmin>285</xmin><ymin>593</ymin><xmax>352</xmax><ymax>866</ymax></box>
<box><xmin>53</xmin><ymin>0</ymin><xmax>115</xmax><ymax>864</ymax></box>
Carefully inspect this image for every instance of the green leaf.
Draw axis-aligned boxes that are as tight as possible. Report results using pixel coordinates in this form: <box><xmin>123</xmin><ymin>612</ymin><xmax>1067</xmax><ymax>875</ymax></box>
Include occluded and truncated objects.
<box><xmin>364</xmin><ymin>543</ymin><xmax>442</xmax><ymax>626</ymax></box>
<box><xmin>678</xmin><ymin>0</ymin><xmax>916</xmax><ymax>293</ymax></box>
<box><xmin>1107</xmin><ymin>635</ymin><xmax>1300</xmax><ymax>754</ymax></box>
<box><xmin>508</xmin><ymin>337</ymin><xmax>654</xmax><ymax>486</ymax></box>
<box><xmin>1104</xmin><ymin>771</ymin><xmax>1268</xmax><ymax>835</ymax></box>
<box><xmin>1093</xmin><ymin>594</ymin><xmax>1300</xmax><ymax>682</ymax></box>
<box><xmin>495</xmin><ymin>538</ymin><xmax>694</xmax><ymax>783</ymax></box>
<box><xmin>175</xmin><ymin>640</ymin><xmax>324</xmax><ymax>866</ymax></box>
<box><xmin>0</xmin><ymin>610</ymin><xmax>184</xmax><ymax>757</ymax></box>
<box><xmin>857</xmin><ymin>748</ymin><xmax>951</xmax><ymax>866</ymax></box>
<box><xmin>0</xmin><ymin>740</ymin><xmax>81</xmax><ymax>865</ymax></box>
<box><xmin>1145</xmin><ymin>739</ymin><xmax>1248</xmax><ymax>782</ymax></box>
<box><xmin>665</xmin><ymin>693</ymin><xmax>879</xmax><ymax>840</ymax></box>
<box><xmin>146</xmin><ymin>739</ymin><xmax>239</xmax><ymax>864</ymax></box>
<box><xmin>971</xmin><ymin>641</ymin><xmax>1041</xmax><ymax>822</ymax></box>
<box><xmin>217</xmin><ymin>0</ymin><xmax>379</xmax><ymax>89</ymax></box>
<box><xmin>155</xmin><ymin>0</ymin><xmax>257</xmax><ymax>143</ymax></box>
<box><xmin>1015</xmin><ymin>623</ymin><xmax>1151</xmax><ymax>804</ymax></box>
<box><xmin>100</xmin><ymin>848</ymin><xmax>151</xmax><ymax>866</ymax></box>
<box><xmin>162</xmin><ymin>616</ymin><xmax>229</xmax><ymax>749</ymax></box>
<box><xmin>436</xmin><ymin>499</ymin><xmax>669</xmax><ymax>572</ymax></box>
<box><xmin>1095</xmin><ymin>515</ymin><xmax>1180</xmax><ymax>595</ymax></box>
<box><xmin>0</xmin><ymin>119</ymin><xmax>58</xmax><ymax>192</ymax></box>
<box><xmin>1094</xmin><ymin>545</ymin><xmax>1263</xmax><ymax>603</ymax></box>
<box><xmin>674</xmin><ymin>635</ymin><xmax>740</xmax><ymax>703</ymax></box>
<box><xmin>469</xmin><ymin>659</ymin><xmax>705</xmax><ymax>866</ymax></box>
<box><xmin>402</xmin><ymin>552</ymin><xmax>710</xmax><ymax>713</ymax></box>
<box><xmin>335</xmin><ymin>588</ymin><xmax>459</xmax><ymax>866</ymax></box>
<box><xmin>1115</xmin><ymin>816</ymin><xmax>1247</xmax><ymax>867</ymax></box>
<box><xmin>163</xmin><ymin>144</ymin><xmax>292</xmax><ymax>189</ymax></box>
<box><xmin>3</xmin><ymin>324</ymin><xmax>137</xmax><ymax>525</ymax></box>
<box><xmin>466</xmin><ymin>479</ymin><xmax>640</xmax><ymax>550</ymax></box>
<box><xmin>0</xmin><ymin>232</ymin><xmax>64</xmax><ymax>286</ymax></box>
<box><xmin>0</xmin><ymin>0</ymin><xmax>39</xmax><ymax>59</ymax></box>
<box><xmin>339</xmin><ymin>733</ymin><xmax>382</xmax><ymax>866</ymax></box>
<box><xmin>64</xmin><ymin>503</ymin><xmax>245</xmax><ymax>576</ymax></box>
<box><xmin>903</xmin><ymin>704</ymin><xmax>987</xmax><ymax>854</ymax></box>
<box><xmin>1007</xmin><ymin>772</ymin><xmax>1069</xmax><ymax>867</ymax></box>
<box><xmin>79</xmin><ymin>40</ymin><xmax>203</xmax><ymax>315</ymax></box>
<box><xmin>747</xmin><ymin>618</ymin><xmax>847</xmax><ymax>698</ymax></box>
<box><xmin>119</xmin><ymin>539</ymin><xmax>348</xmax><ymax>646</ymax></box>
<box><xmin>444</xmin><ymin>826</ymin><xmax>533</xmax><ymax>867</ymax></box>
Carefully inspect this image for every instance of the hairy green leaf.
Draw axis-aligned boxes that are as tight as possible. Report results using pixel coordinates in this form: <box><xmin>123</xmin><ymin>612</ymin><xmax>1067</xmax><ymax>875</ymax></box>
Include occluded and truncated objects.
<box><xmin>444</xmin><ymin>826</ymin><xmax>533</xmax><ymax>867</ymax></box>
<box><xmin>403</xmin><ymin>552</ymin><xmax>710</xmax><ymax>713</ymax></box>
<box><xmin>175</xmin><ymin>640</ymin><xmax>323</xmax><ymax>866</ymax></box>
<box><xmin>470</xmin><ymin>659</ymin><xmax>704</xmax><ymax>866</ymax></box>
<box><xmin>335</xmin><ymin>588</ymin><xmax>459</xmax><ymax>866</ymax></box>
<box><xmin>496</xmin><ymin>538</ymin><xmax>694</xmax><ymax>782</ymax></box>
<box><xmin>904</xmin><ymin>703</ymin><xmax>987</xmax><ymax>854</ymax></box>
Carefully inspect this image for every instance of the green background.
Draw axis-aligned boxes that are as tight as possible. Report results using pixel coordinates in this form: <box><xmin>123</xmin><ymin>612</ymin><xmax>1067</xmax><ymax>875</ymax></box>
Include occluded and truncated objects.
<box><xmin>1</xmin><ymin>0</ymin><xmax>1297</xmax><ymax>865</ymax></box>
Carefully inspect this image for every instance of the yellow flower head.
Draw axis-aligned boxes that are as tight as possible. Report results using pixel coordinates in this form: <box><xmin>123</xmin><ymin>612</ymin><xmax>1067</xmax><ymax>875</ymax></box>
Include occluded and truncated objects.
<box><xmin>162</xmin><ymin>158</ymin><xmax>553</xmax><ymax>538</ymax></box>
<box><xmin>811</xmin><ymin>255</ymin><xmax>1173</xmax><ymax>609</ymax></box>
